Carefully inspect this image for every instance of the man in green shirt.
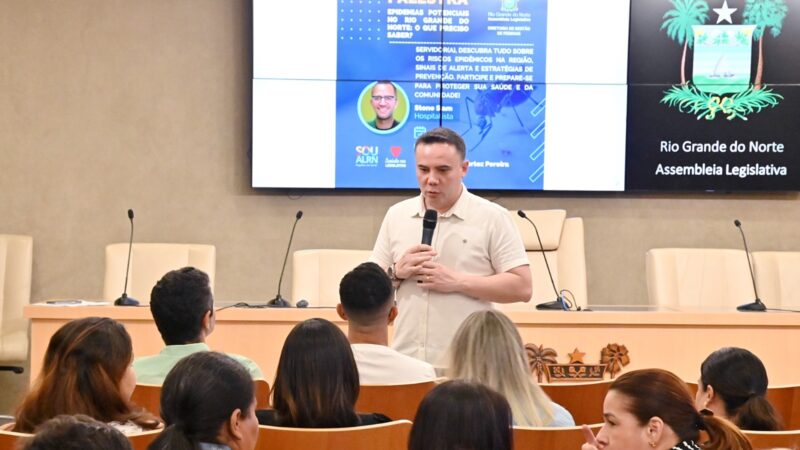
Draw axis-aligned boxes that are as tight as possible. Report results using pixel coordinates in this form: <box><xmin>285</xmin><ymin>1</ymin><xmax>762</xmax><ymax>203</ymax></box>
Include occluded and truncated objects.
<box><xmin>133</xmin><ymin>267</ymin><xmax>263</xmax><ymax>384</ymax></box>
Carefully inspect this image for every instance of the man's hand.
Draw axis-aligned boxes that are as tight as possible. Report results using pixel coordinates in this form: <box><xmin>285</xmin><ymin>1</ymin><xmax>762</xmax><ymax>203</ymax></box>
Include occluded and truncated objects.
<box><xmin>395</xmin><ymin>244</ymin><xmax>437</xmax><ymax>280</ymax></box>
<box><xmin>417</xmin><ymin>261</ymin><xmax>462</xmax><ymax>292</ymax></box>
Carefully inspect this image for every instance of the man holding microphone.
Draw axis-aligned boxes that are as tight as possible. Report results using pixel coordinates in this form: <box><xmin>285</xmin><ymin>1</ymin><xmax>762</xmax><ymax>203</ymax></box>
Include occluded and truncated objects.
<box><xmin>371</xmin><ymin>127</ymin><xmax>532</xmax><ymax>368</ymax></box>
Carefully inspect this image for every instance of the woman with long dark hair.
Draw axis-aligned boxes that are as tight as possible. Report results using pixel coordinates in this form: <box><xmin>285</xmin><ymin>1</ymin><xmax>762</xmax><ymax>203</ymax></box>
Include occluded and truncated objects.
<box><xmin>696</xmin><ymin>347</ymin><xmax>782</xmax><ymax>431</ymax></box>
<box><xmin>408</xmin><ymin>380</ymin><xmax>513</xmax><ymax>450</ymax></box>
<box><xmin>148</xmin><ymin>351</ymin><xmax>258</xmax><ymax>450</ymax></box>
<box><xmin>257</xmin><ymin>318</ymin><xmax>389</xmax><ymax>427</ymax></box>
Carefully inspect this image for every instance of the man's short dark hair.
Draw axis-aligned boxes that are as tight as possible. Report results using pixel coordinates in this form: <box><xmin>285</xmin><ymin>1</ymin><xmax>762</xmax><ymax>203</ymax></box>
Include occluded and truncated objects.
<box><xmin>339</xmin><ymin>262</ymin><xmax>393</xmax><ymax>323</ymax></box>
<box><xmin>415</xmin><ymin>127</ymin><xmax>466</xmax><ymax>160</ymax></box>
<box><xmin>150</xmin><ymin>267</ymin><xmax>213</xmax><ymax>345</ymax></box>
<box><xmin>23</xmin><ymin>415</ymin><xmax>132</xmax><ymax>450</ymax></box>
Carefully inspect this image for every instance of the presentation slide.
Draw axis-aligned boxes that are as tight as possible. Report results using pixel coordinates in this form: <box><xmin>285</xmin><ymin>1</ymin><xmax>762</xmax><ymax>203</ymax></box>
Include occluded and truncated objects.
<box><xmin>253</xmin><ymin>0</ymin><xmax>797</xmax><ymax>191</ymax></box>
<box><xmin>333</xmin><ymin>1</ymin><xmax>548</xmax><ymax>189</ymax></box>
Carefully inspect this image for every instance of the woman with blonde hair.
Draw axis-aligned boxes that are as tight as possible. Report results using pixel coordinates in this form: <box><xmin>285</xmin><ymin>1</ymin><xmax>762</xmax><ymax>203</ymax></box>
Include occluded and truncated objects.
<box><xmin>448</xmin><ymin>310</ymin><xmax>574</xmax><ymax>427</ymax></box>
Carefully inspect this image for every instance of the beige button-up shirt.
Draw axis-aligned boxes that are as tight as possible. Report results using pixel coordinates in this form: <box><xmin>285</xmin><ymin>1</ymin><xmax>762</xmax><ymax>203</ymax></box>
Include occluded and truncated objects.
<box><xmin>371</xmin><ymin>187</ymin><xmax>529</xmax><ymax>367</ymax></box>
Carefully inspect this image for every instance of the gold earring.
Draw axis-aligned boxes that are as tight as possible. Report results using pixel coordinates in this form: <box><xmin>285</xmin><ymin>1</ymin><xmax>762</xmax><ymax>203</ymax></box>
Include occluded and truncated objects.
<box><xmin>649</xmin><ymin>442</ymin><xmax>656</xmax><ymax>448</ymax></box>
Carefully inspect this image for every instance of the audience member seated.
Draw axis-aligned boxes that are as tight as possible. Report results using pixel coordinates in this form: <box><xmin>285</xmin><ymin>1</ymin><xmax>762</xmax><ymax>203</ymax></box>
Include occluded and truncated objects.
<box><xmin>409</xmin><ymin>380</ymin><xmax>512</xmax><ymax>450</ymax></box>
<box><xmin>133</xmin><ymin>267</ymin><xmax>263</xmax><ymax>384</ymax></box>
<box><xmin>256</xmin><ymin>318</ymin><xmax>391</xmax><ymax>427</ymax></box>
<box><xmin>20</xmin><ymin>415</ymin><xmax>132</xmax><ymax>450</ymax></box>
<box><xmin>582</xmin><ymin>368</ymin><xmax>752</xmax><ymax>450</ymax></box>
<box><xmin>696</xmin><ymin>347</ymin><xmax>782</xmax><ymax>431</ymax></box>
<box><xmin>148</xmin><ymin>351</ymin><xmax>258</xmax><ymax>450</ymax></box>
<box><xmin>12</xmin><ymin>317</ymin><xmax>160</xmax><ymax>434</ymax></box>
<box><xmin>336</xmin><ymin>262</ymin><xmax>436</xmax><ymax>384</ymax></box>
<box><xmin>448</xmin><ymin>310</ymin><xmax>574</xmax><ymax>427</ymax></box>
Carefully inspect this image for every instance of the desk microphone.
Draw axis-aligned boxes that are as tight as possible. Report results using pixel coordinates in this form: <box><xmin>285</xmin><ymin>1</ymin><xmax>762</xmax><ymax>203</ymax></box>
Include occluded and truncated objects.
<box><xmin>267</xmin><ymin>210</ymin><xmax>303</xmax><ymax>307</ymax></box>
<box><xmin>734</xmin><ymin>219</ymin><xmax>766</xmax><ymax>312</ymax></box>
<box><xmin>517</xmin><ymin>210</ymin><xmax>568</xmax><ymax>311</ymax></box>
<box><xmin>115</xmin><ymin>209</ymin><xmax>140</xmax><ymax>307</ymax></box>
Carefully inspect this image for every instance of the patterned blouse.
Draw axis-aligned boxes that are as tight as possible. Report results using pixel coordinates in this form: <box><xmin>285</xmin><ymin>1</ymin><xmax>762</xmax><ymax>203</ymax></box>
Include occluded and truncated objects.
<box><xmin>672</xmin><ymin>441</ymin><xmax>702</xmax><ymax>450</ymax></box>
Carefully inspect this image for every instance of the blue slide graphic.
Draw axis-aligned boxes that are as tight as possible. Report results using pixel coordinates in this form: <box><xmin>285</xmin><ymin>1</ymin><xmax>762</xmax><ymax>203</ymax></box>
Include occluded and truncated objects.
<box><xmin>334</xmin><ymin>0</ymin><xmax>548</xmax><ymax>190</ymax></box>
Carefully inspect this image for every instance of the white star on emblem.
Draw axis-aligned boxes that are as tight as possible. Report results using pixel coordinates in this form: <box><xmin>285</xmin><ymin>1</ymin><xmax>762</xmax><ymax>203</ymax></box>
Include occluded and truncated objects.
<box><xmin>713</xmin><ymin>0</ymin><xmax>737</xmax><ymax>24</ymax></box>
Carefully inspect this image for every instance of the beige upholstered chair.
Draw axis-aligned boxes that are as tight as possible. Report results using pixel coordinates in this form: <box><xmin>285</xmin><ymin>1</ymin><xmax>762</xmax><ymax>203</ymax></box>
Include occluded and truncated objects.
<box><xmin>0</xmin><ymin>234</ymin><xmax>33</xmax><ymax>373</ymax></box>
<box><xmin>645</xmin><ymin>248</ymin><xmax>755</xmax><ymax>308</ymax></box>
<box><xmin>291</xmin><ymin>249</ymin><xmax>373</xmax><ymax>307</ymax></box>
<box><xmin>752</xmin><ymin>251</ymin><xmax>800</xmax><ymax>309</ymax></box>
<box><xmin>103</xmin><ymin>243</ymin><xmax>216</xmax><ymax>304</ymax></box>
<box><xmin>497</xmin><ymin>210</ymin><xmax>587</xmax><ymax>311</ymax></box>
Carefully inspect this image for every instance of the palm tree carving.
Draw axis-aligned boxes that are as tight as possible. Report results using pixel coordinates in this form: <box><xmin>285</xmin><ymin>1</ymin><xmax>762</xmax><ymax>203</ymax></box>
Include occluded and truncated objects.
<box><xmin>743</xmin><ymin>0</ymin><xmax>788</xmax><ymax>89</ymax></box>
<box><xmin>661</xmin><ymin>0</ymin><xmax>710</xmax><ymax>85</ymax></box>
<box><xmin>525</xmin><ymin>343</ymin><xmax>558</xmax><ymax>383</ymax></box>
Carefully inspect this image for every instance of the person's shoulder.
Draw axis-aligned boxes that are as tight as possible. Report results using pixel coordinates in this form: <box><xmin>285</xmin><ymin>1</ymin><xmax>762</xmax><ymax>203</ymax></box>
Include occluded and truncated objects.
<box><xmin>389</xmin><ymin>196</ymin><xmax>418</xmax><ymax>210</ymax></box>
<box><xmin>549</xmin><ymin>401</ymin><xmax>576</xmax><ymax>427</ymax></box>
<box><xmin>357</xmin><ymin>412</ymin><xmax>393</xmax><ymax>425</ymax></box>
<box><xmin>389</xmin><ymin>349</ymin><xmax>436</xmax><ymax>373</ymax></box>
<box><xmin>256</xmin><ymin>409</ymin><xmax>279</xmax><ymax>426</ymax></box>
<box><xmin>224</xmin><ymin>353</ymin><xmax>264</xmax><ymax>379</ymax></box>
<box><xmin>384</xmin><ymin>196</ymin><xmax>419</xmax><ymax>218</ymax></box>
<box><xmin>467</xmin><ymin>191</ymin><xmax>510</xmax><ymax>215</ymax></box>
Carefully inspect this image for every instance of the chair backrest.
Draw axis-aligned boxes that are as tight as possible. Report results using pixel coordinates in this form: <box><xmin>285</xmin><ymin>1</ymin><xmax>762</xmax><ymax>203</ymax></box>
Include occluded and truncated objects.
<box><xmin>291</xmin><ymin>249</ymin><xmax>373</xmax><ymax>307</ymax></box>
<box><xmin>0</xmin><ymin>429</ymin><xmax>32</xmax><ymax>449</ymax></box>
<box><xmin>0</xmin><ymin>234</ymin><xmax>33</xmax><ymax>362</ymax></box>
<box><xmin>103</xmin><ymin>243</ymin><xmax>216</xmax><ymax>304</ymax></box>
<box><xmin>646</xmin><ymin>248</ymin><xmax>755</xmax><ymax>308</ymax></box>
<box><xmin>127</xmin><ymin>429</ymin><xmax>162</xmax><ymax>450</ymax></box>
<box><xmin>743</xmin><ymin>429</ymin><xmax>800</xmax><ymax>449</ymax></box>
<box><xmin>355</xmin><ymin>382</ymin><xmax>436</xmax><ymax>421</ymax></box>
<box><xmin>513</xmin><ymin>423</ymin><xmax>602</xmax><ymax>450</ymax></box>
<box><xmin>254</xmin><ymin>379</ymin><xmax>270</xmax><ymax>410</ymax></box>
<box><xmin>498</xmin><ymin>210</ymin><xmax>587</xmax><ymax>311</ymax></box>
<box><xmin>131</xmin><ymin>383</ymin><xmax>162</xmax><ymax>419</ymax></box>
<box><xmin>132</xmin><ymin>379</ymin><xmax>271</xmax><ymax>420</ymax></box>
<box><xmin>767</xmin><ymin>385</ymin><xmax>800</xmax><ymax>430</ymax></box>
<box><xmin>539</xmin><ymin>380</ymin><xmax>613</xmax><ymax>426</ymax></box>
<box><xmin>256</xmin><ymin>420</ymin><xmax>412</xmax><ymax>450</ymax></box>
<box><xmin>752</xmin><ymin>252</ymin><xmax>800</xmax><ymax>309</ymax></box>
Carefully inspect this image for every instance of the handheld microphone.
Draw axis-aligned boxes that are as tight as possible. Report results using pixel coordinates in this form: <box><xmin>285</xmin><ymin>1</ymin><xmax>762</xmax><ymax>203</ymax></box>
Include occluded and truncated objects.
<box><xmin>517</xmin><ymin>210</ymin><xmax>568</xmax><ymax>311</ymax></box>
<box><xmin>734</xmin><ymin>219</ymin><xmax>766</xmax><ymax>312</ymax></box>
<box><xmin>267</xmin><ymin>210</ymin><xmax>303</xmax><ymax>307</ymax></box>
<box><xmin>115</xmin><ymin>209</ymin><xmax>140</xmax><ymax>306</ymax></box>
<box><xmin>421</xmin><ymin>209</ymin><xmax>437</xmax><ymax>246</ymax></box>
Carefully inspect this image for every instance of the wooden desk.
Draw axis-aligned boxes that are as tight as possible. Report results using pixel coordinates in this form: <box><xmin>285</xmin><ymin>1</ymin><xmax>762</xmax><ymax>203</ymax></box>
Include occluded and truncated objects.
<box><xmin>24</xmin><ymin>304</ymin><xmax>799</xmax><ymax>386</ymax></box>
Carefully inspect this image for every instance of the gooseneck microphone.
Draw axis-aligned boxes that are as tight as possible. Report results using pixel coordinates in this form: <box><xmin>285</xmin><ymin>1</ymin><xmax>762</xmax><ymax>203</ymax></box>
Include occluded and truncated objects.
<box><xmin>268</xmin><ymin>210</ymin><xmax>303</xmax><ymax>307</ymax></box>
<box><xmin>421</xmin><ymin>209</ymin><xmax>438</xmax><ymax>245</ymax></box>
<box><xmin>115</xmin><ymin>209</ymin><xmax>140</xmax><ymax>307</ymax></box>
<box><xmin>517</xmin><ymin>210</ymin><xmax>568</xmax><ymax>311</ymax></box>
<box><xmin>734</xmin><ymin>219</ymin><xmax>767</xmax><ymax>312</ymax></box>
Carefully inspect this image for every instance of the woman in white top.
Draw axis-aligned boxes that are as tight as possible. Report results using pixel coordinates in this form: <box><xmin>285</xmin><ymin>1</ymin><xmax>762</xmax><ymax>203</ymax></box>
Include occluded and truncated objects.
<box><xmin>448</xmin><ymin>310</ymin><xmax>575</xmax><ymax>427</ymax></box>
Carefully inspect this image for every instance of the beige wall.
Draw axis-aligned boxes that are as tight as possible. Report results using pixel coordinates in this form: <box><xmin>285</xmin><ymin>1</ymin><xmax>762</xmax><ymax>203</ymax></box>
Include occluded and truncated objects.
<box><xmin>1</xmin><ymin>0</ymin><xmax>798</xmax><ymax>308</ymax></box>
